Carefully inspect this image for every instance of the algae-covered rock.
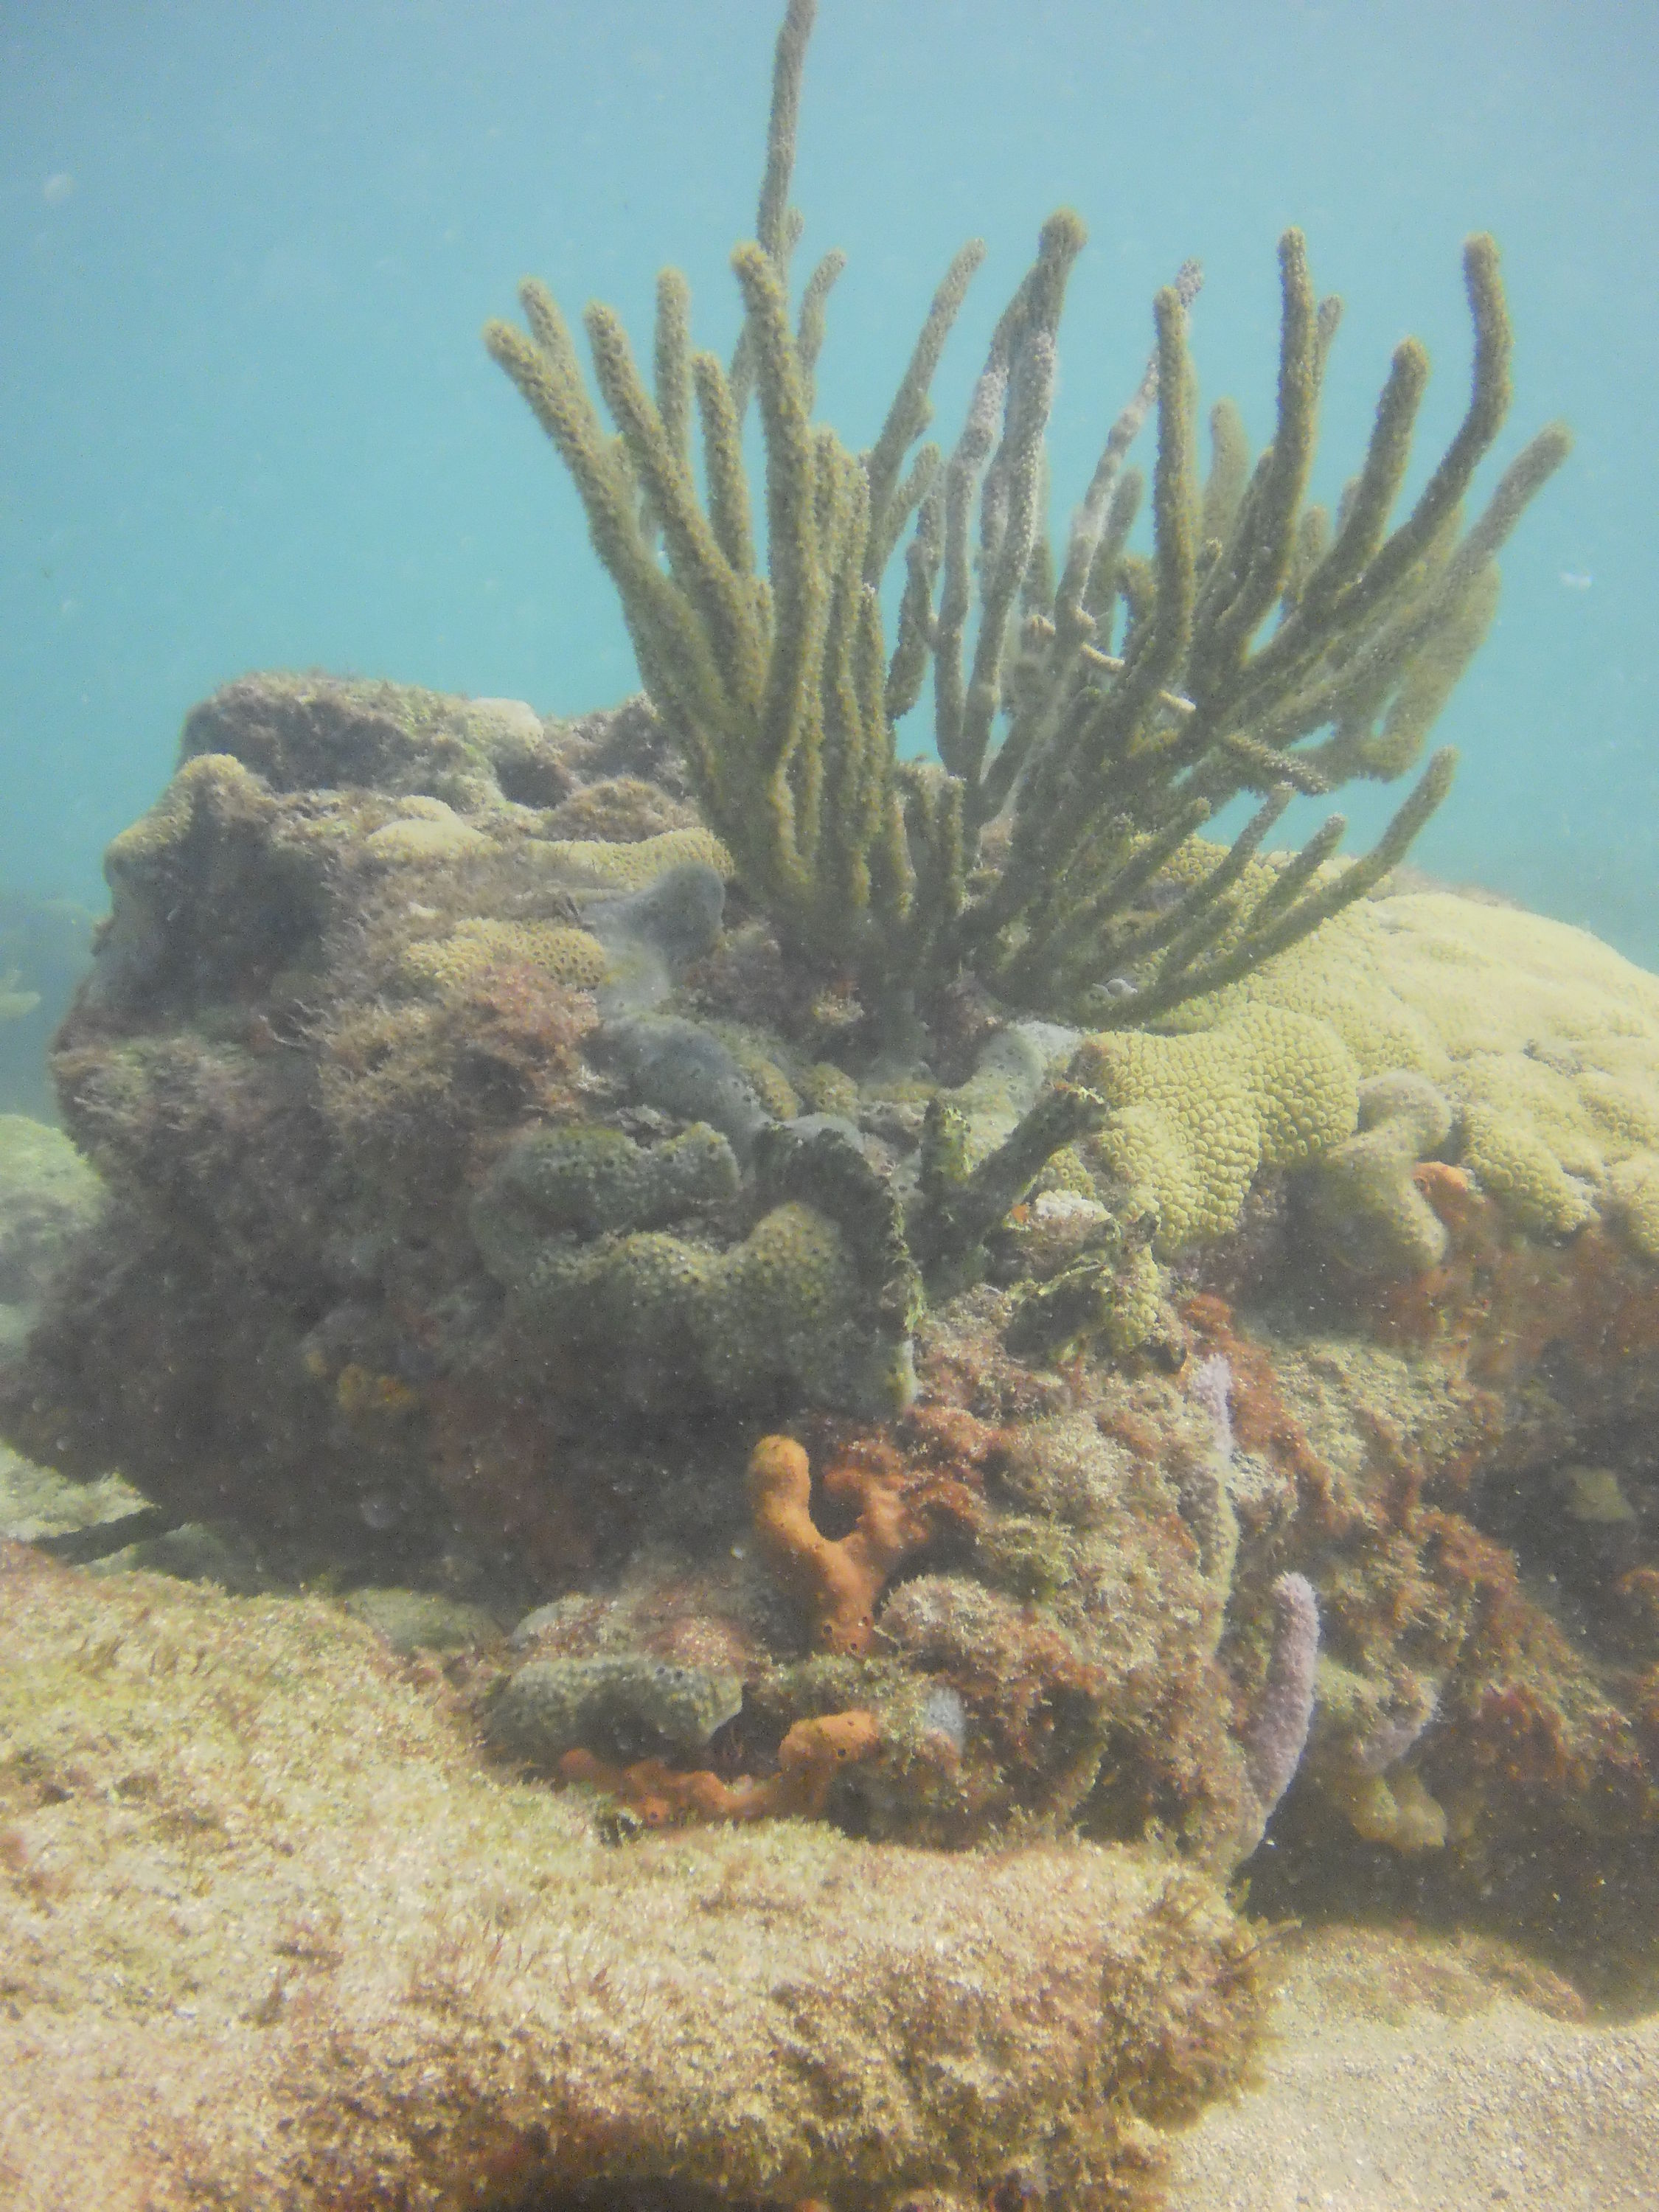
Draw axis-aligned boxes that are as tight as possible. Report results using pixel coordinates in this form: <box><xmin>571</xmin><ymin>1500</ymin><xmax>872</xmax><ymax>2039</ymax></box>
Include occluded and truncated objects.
<box><xmin>84</xmin><ymin>1518</ymin><xmax>273</xmax><ymax>1594</ymax></box>
<box><xmin>492</xmin><ymin>1650</ymin><xmax>744</xmax><ymax>1763</ymax></box>
<box><xmin>0</xmin><ymin>1443</ymin><xmax>146</xmax><ymax>1549</ymax></box>
<box><xmin>342</xmin><ymin>1585</ymin><xmax>504</xmax><ymax>1653</ymax></box>
<box><xmin>180</xmin><ymin>669</ymin><xmax>563</xmax><ymax>807</ymax></box>
<box><xmin>0</xmin><ymin>1543</ymin><xmax>1263</xmax><ymax>2210</ymax></box>
<box><xmin>0</xmin><ymin>1114</ymin><xmax>102</xmax><ymax>1313</ymax></box>
<box><xmin>91</xmin><ymin>750</ymin><xmax>338</xmax><ymax>1012</ymax></box>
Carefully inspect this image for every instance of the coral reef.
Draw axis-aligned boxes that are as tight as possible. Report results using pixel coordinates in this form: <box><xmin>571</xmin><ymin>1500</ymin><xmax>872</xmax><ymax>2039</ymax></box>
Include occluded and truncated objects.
<box><xmin>11</xmin><ymin>29</ymin><xmax>1659</xmax><ymax>2197</ymax></box>
<box><xmin>14</xmin><ymin>658</ymin><xmax>1659</xmax><ymax>2003</ymax></box>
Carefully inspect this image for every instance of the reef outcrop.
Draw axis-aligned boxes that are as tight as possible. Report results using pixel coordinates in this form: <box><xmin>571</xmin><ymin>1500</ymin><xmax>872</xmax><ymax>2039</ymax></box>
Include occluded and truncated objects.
<box><xmin>10</xmin><ymin>665</ymin><xmax>1659</xmax><ymax>2011</ymax></box>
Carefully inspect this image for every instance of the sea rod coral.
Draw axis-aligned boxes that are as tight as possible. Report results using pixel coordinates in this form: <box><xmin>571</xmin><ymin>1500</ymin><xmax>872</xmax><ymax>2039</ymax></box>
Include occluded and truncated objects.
<box><xmin>486</xmin><ymin>0</ymin><xmax>1568</xmax><ymax>1034</ymax></box>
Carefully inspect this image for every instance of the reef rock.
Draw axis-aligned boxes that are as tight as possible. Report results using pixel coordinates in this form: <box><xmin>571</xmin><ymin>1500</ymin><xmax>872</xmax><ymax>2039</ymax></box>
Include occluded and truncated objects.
<box><xmin>7</xmin><ymin>669</ymin><xmax>1659</xmax><ymax>2017</ymax></box>
<box><xmin>0</xmin><ymin>1542</ymin><xmax>1261</xmax><ymax>2211</ymax></box>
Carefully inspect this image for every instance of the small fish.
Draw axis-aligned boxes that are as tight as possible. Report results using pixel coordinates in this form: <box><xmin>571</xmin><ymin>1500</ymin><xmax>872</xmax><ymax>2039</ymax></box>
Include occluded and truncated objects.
<box><xmin>1559</xmin><ymin>570</ymin><xmax>1593</xmax><ymax>590</ymax></box>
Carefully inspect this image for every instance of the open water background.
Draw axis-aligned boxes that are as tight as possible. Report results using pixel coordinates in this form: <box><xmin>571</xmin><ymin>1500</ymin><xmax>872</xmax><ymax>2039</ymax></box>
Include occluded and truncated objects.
<box><xmin>2</xmin><ymin>0</ymin><xmax>1655</xmax><ymax>959</ymax></box>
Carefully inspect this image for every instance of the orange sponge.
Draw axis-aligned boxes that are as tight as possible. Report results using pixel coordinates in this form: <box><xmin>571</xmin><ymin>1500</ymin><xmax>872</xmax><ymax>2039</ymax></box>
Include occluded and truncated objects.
<box><xmin>559</xmin><ymin>1708</ymin><xmax>880</xmax><ymax>1828</ymax></box>
<box><xmin>747</xmin><ymin>1434</ymin><xmax>929</xmax><ymax>1655</ymax></box>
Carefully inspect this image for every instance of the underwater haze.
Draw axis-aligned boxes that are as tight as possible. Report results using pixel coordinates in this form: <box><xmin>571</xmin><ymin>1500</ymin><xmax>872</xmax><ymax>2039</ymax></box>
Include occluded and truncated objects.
<box><xmin>2</xmin><ymin>0</ymin><xmax>1656</xmax><ymax>955</ymax></box>
<box><xmin>15</xmin><ymin>10</ymin><xmax>1659</xmax><ymax>2198</ymax></box>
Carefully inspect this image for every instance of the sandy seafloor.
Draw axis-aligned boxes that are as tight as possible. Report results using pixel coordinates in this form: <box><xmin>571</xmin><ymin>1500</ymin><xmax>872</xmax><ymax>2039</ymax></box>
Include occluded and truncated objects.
<box><xmin>1162</xmin><ymin>1926</ymin><xmax>1659</xmax><ymax>2211</ymax></box>
<box><xmin>6</xmin><ymin>1439</ymin><xmax>1657</xmax><ymax>2212</ymax></box>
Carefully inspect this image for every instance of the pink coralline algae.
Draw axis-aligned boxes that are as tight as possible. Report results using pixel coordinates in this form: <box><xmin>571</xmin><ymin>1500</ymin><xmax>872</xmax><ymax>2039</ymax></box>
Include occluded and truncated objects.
<box><xmin>1244</xmin><ymin>1571</ymin><xmax>1320</xmax><ymax>1817</ymax></box>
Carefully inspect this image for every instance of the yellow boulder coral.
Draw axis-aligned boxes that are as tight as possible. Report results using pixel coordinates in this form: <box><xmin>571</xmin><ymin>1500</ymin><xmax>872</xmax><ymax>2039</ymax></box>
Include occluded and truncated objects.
<box><xmin>1302</xmin><ymin>1072</ymin><xmax>1457</xmax><ymax>1276</ymax></box>
<box><xmin>1173</xmin><ymin>885</ymin><xmax>1659</xmax><ymax>1247</ymax></box>
<box><xmin>366</xmin><ymin>796</ymin><xmax>493</xmax><ymax>860</ymax></box>
<box><xmin>403</xmin><ymin>917</ymin><xmax>609</xmax><ymax>995</ymax></box>
<box><xmin>1458</xmin><ymin>1101</ymin><xmax>1594</xmax><ymax>1239</ymax></box>
<box><xmin>1605</xmin><ymin>1155</ymin><xmax>1659</xmax><ymax>1262</ymax></box>
<box><xmin>1071</xmin><ymin>1007</ymin><xmax>1358</xmax><ymax>1254</ymax></box>
<box><xmin>529</xmin><ymin>824</ymin><xmax>733</xmax><ymax>889</ymax></box>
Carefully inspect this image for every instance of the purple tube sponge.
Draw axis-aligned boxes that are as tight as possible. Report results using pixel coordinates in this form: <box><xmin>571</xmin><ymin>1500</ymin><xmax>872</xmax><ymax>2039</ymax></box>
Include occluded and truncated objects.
<box><xmin>1244</xmin><ymin>1572</ymin><xmax>1319</xmax><ymax>1815</ymax></box>
<box><xmin>1189</xmin><ymin>1351</ymin><xmax>1234</xmax><ymax>1461</ymax></box>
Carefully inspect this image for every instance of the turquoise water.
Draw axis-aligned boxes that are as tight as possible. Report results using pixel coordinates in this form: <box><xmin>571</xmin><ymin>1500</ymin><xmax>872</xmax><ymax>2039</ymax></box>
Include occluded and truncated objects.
<box><xmin>2</xmin><ymin>0</ymin><xmax>1655</xmax><ymax>953</ymax></box>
